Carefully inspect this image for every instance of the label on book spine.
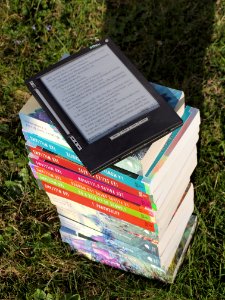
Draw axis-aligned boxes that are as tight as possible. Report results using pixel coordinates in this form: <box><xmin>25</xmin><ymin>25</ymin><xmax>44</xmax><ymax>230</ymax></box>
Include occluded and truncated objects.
<box><xmin>29</xmin><ymin>154</ymin><xmax>153</xmax><ymax>209</ymax></box>
<box><xmin>25</xmin><ymin>141</ymin><xmax>154</xmax><ymax>205</ymax></box>
<box><xmin>30</xmin><ymin>163</ymin><xmax>155</xmax><ymax>220</ymax></box>
<box><xmin>33</xmin><ymin>170</ymin><xmax>154</xmax><ymax>223</ymax></box>
<box><xmin>41</xmin><ymin>181</ymin><xmax>157</xmax><ymax>232</ymax></box>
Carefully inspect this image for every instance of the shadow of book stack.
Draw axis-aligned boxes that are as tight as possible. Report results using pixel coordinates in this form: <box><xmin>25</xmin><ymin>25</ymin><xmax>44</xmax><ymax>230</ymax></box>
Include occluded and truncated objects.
<box><xmin>19</xmin><ymin>82</ymin><xmax>200</xmax><ymax>283</ymax></box>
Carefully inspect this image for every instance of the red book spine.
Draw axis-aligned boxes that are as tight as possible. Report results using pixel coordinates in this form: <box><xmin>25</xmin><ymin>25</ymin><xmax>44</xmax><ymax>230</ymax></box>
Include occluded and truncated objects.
<box><xmin>32</xmin><ymin>163</ymin><xmax>155</xmax><ymax>219</ymax></box>
<box><xmin>30</xmin><ymin>155</ymin><xmax>153</xmax><ymax>211</ymax></box>
<box><xmin>41</xmin><ymin>181</ymin><xmax>156</xmax><ymax>232</ymax></box>
<box><xmin>28</xmin><ymin>145</ymin><xmax>152</xmax><ymax>205</ymax></box>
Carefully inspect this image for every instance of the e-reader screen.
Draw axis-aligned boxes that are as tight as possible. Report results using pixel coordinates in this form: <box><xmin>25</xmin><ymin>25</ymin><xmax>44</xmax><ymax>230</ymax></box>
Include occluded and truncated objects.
<box><xmin>40</xmin><ymin>44</ymin><xmax>159</xmax><ymax>143</ymax></box>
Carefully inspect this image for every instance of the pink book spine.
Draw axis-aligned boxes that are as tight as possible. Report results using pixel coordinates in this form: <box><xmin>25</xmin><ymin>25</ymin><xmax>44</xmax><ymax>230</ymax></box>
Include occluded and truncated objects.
<box><xmin>30</xmin><ymin>156</ymin><xmax>153</xmax><ymax>210</ymax></box>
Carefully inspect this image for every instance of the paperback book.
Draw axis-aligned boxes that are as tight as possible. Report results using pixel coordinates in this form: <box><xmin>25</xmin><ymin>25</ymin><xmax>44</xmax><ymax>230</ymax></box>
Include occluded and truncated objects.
<box><xmin>56</xmin><ymin>182</ymin><xmax>194</xmax><ymax>268</ymax></box>
<box><xmin>30</xmin><ymin>144</ymin><xmax>197</xmax><ymax>236</ymax></box>
<box><xmin>60</xmin><ymin>214</ymin><xmax>197</xmax><ymax>283</ymax></box>
<box><xmin>24</xmin><ymin>105</ymin><xmax>200</xmax><ymax>211</ymax></box>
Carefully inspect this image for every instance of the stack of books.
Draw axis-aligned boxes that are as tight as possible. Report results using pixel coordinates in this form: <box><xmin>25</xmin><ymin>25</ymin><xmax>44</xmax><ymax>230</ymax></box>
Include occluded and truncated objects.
<box><xmin>19</xmin><ymin>82</ymin><xmax>200</xmax><ymax>283</ymax></box>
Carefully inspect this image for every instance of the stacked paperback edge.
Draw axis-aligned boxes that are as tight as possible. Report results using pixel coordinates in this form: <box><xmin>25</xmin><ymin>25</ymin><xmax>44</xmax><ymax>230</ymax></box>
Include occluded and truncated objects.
<box><xmin>19</xmin><ymin>82</ymin><xmax>200</xmax><ymax>283</ymax></box>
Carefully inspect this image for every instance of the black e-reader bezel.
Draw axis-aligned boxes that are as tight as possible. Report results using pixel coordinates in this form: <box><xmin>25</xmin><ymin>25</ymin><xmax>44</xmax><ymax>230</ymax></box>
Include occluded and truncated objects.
<box><xmin>26</xmin><ymin>38</ymin><xmax>183</xmax><ymax>175</ymax></box>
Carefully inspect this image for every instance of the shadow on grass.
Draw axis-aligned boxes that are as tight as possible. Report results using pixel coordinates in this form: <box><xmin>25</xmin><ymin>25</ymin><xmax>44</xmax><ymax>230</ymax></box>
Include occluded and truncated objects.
<box><xmin>101</xmin><ymin>0</ymin><xmax>216</xmax><ymax>293</ymax></box>
<box><xmin>102</xmin><ymin>0</ymin><xmax>216</xmax><ymax>112</ymax></box>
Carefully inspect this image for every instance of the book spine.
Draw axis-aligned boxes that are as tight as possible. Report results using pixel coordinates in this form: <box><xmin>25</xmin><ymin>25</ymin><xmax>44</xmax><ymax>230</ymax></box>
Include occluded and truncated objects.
<box><xmin>19</xmin><ymin>113</ymin><xmax>69</xmax><ymax>147</ymax></box>
<box><xmin>59</xmin><ymin>215</ymin><xmax>159</xmax><ymax>256</ymax></box>
<box><xmin>60</xmin><ymin>228</ymin><xmax>161</xmax><ymax>268</ymax></box>
<box><xmin>24</xmin><ymin>138</ymin><xmax>153</xmax><ymax>204</ymax></box>
<box><xmin>40</xmin><ymin>180</ymin><xmax>157</xmax><ymax>232</ymax></box>
<box><xmin>60</xmin><ymin>231</ymin><xmax>165</xmax><ymax>279</ymax></box>
<box><xmin>29</xmin><ymin>155</ymin><xmax>153</xmax><ymax>209</ymax></box>
<box><xmin>33</xmin><ymin>170</ymin><xmax>155</xmax><ymax>225</ymax></box>
<box><xmin>30</xmin><ymin>163</ymin><xmax>155</xmax><ymax>220</ymax></box>
<box><xmin>51</xmin><ymin>194</ymin><xmax>159</xmax><ymax>242</ymax></box>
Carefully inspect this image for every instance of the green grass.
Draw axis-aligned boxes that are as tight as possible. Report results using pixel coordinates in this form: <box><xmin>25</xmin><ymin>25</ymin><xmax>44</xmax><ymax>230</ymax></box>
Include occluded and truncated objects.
<box><xmin>0</xmin><ymin>0</ymin><xmax>224</xmax><ymax>299</ymax></box>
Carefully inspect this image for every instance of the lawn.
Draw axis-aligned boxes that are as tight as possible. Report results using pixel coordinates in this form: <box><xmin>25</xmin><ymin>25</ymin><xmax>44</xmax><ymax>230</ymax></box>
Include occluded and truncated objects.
<box><xmin>0</xmin><ymin>0</ymin><xmax>224</xmax><ymax>299</ymax></box>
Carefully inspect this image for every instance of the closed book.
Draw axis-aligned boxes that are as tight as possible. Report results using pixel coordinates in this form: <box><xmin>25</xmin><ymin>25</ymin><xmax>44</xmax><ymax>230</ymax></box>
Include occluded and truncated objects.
<box><xmin>24</xmin><ymin>106</ymin><xmax>200</xmax><ymax>210</ymax></box>
<box><xmin>58</xmin><ymin>182</ymin><xmax>194</xmax><ymax>268</ymax></box>
<box><xmin>60</xmin><ymin>214</ymin><xmax>197</xmax><ymax>283</ymax></box>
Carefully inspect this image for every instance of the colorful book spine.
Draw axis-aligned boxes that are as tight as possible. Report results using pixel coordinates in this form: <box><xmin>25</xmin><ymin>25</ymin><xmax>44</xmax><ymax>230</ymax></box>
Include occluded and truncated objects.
<box><xmin>60</xmin><ymin>214</ymin><xmax>197</xmax><ymax>283</ymax></box>
<box><xmin>28</xmin><ymin>154</ymin><xmax>153</xmax><ymax>209</ymax></box>
<box><xmin>58</xmin><ymin>214</ymin><xmax>159</xmax><ymax>256</ymax></box>
<box><xmin>60</xmin><ymin>228</ymin><xmax>165</xmax><ymax>275</ymax></box>
<box><xmin>36</xmin><ymin>179</ymin><xmax>157</xmax><ymax>232</ymax></box>
<box><xmin>24</xmin><ymin>138</ymin><xmax>152</xmax><ymax>199</ymax></box>
<box><xmin>55</xmin><ymin>181</ymin><xmax>193</xmax><ymax>258</ymax></box>
<box><xmin>60</xmin><ymin>225</ymin><xmax>161</xmax><ymax>267</ymax></box>
<box><xmin>42</xmin><ymin>182</ymin><xmax>159</xmax><ymax>237</ymax></box>
<box><xmin>56</xmin><ymin>203</ymin><xmax>160</xmax><ymax>246</ymax></box>
<box><xmin>30</xmin><ymin>162</ymin><xmax>155</xmax><ymax>219</ymax></box>
<box><xmin>20</xmin><ymin>111</ymin><xmax>69</xmax><ymax>147</ymax></box>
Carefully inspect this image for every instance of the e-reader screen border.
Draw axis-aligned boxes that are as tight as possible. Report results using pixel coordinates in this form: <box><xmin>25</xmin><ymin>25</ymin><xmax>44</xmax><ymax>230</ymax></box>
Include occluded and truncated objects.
<box><xmin>38</xmin><ymin>43</ymin><xmax>160</xmax><ymax>144</ymax></box>
<box><xmin>25</xmin><ymin>38</ymin><xmax>183</xmax><ymax>174</ymax></box>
